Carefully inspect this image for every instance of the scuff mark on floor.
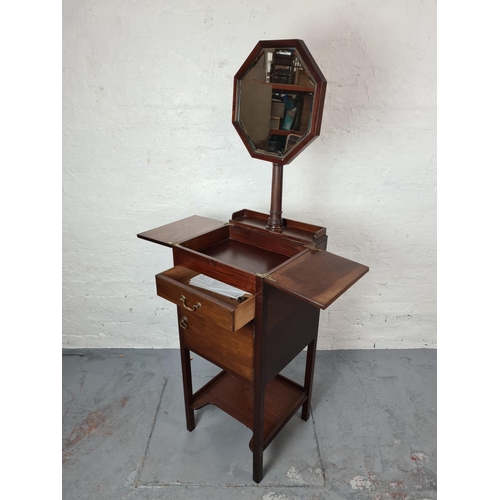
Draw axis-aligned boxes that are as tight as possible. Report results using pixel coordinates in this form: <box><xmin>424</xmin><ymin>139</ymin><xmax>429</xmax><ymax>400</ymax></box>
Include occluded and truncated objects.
<box><xmin>63</xmin><ymin>406</ymin><xmax>109</xmax><ymax>456</ymax></box>
<box><xmin>63</xmin><ymin>396</ymin><xmax>130</xmax><ymax>460</ymax></box>
<box><xmin>286</xmin><ymin>466</ymin><xmax>306</xmax><ymax>484</ymax></box>
<box><xmin>262</xmin><ymin>492</ymin><xmax>287</xmax><ymax>500</ymax></box>
<box><xmin>349</xmin><ymin>475</ymin><xmax>374</xmax><ymax>490</ymax></box>
<box><xmin>411</xmin><ymin>452</ymin><xmax>429</xmax><ymax>463</ymax></box>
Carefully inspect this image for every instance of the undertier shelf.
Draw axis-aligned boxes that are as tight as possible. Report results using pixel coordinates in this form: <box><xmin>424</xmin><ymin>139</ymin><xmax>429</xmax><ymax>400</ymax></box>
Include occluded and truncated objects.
<box><xmin>190</xmin><ymin>371</ymin><xmax>307</xmax><ymax>451</ymax></box>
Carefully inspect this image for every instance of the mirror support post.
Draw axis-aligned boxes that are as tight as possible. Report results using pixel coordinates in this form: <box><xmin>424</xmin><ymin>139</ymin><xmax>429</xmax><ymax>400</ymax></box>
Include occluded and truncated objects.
<box><xmin>266</xmin><ymin>162</ymin><xmax>284</xmax><ymax>231</ymax></box>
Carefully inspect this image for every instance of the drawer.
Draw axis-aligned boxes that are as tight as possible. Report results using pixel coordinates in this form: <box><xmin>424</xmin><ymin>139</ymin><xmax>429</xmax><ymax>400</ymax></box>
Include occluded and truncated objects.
<box><xmin>155</xmin><ymin>266</ymin><xmax>255</xmax><ymax>332</ymax></box>
<box><xmin>180</xmin><ymin>313</ymin><xmax>254</xmax><ymax>382</ymax></box>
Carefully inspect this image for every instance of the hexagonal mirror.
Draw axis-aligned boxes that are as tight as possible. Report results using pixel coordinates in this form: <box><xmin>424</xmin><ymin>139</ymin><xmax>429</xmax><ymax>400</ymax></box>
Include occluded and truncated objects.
<box><xmin>232</xmin><ymin>40</ymin><xmax>327</xmax><ymax>165</ymax></box>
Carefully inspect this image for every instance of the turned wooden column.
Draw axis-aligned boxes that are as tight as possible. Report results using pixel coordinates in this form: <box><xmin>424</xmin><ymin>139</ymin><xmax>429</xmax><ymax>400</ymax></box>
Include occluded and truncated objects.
<box><xmin>266</xmin><ymin>162</ymin><xmax>284</xmax><ymax>231</ymax></box>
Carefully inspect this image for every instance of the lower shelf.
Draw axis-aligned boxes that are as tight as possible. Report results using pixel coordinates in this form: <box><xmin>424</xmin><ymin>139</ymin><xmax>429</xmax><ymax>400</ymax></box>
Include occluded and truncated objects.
<box><xmin>190</xmin><ymin>370</ymin><xmax>307</xmax><ymax>451</ymax></box>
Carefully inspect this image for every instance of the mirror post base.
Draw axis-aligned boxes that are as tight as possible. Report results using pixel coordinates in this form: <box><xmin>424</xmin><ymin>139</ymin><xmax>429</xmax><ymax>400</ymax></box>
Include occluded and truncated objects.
<box><xmin>266</xmin><ymin>213</ymin><xmax>284</xmax><ymax>231</ymax></box>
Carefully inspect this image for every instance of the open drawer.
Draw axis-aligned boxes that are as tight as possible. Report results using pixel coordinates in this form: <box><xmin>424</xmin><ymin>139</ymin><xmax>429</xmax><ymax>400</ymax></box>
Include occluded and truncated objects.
<box><xmin>155</xmin><ymin>266</ymin><xmax>256</xmax><ymax>332</ymax></box>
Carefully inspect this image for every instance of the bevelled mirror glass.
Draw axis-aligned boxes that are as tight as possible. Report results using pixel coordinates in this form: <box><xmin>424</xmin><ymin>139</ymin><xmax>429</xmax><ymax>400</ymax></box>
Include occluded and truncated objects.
<box><xmin>233</xmin><ymin>40</ymin><xmax>327</xmax><ymax>165</ymax></box>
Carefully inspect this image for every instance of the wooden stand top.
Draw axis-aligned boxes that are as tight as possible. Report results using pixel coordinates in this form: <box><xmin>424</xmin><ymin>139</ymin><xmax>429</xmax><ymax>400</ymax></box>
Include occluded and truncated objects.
<box><xmin>265</xmin><ymin>249</ymin><xmax>369</xmax><ymax>309</ymax></box>
<box><xmin>137</xmin><ymin>215</ymin><xmax>226</xmax><ymax>248</ymax></box>
<box><xmin>138</xmin><ymin>212</ymin><xmax>368</xmax><ymax>309</ymax></box>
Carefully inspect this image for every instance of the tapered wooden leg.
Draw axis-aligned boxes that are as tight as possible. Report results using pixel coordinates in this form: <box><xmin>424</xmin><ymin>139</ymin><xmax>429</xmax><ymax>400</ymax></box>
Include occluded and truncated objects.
<box><xmin>301</xmin><ymin>336</ymin><xmax>318</xmax><ymax>421</ymax></box>
<box><xmin>179</xmin><ymin>344</ymin><xmax>195</xmax><ymax>431</ymax></box>
<box><xmin>252</xmin><ymin>382</ymin><xmax>265</xmax><ymax>483</ymax></box>
<box><xmin>253</xmin><ymin>277</ymin><xmax>266</xmax><ymax>483</ymax></box>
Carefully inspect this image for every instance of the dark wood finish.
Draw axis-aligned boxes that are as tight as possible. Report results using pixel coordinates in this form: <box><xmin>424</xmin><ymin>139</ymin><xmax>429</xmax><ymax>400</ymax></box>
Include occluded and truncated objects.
<box><xmin>231</xmin><ymin>208</ymin><xmax>326</xmax><ymax>244</ymax></box>
<box><xmin>191</xmin><ymin>369</ymin><xmax>227</xmax><ymax>402</ymax></box>
<box><xmin>267</xmin><ymin>163</ymin><xmax>284</xmax><ymax>231</ymax></box>
<box><xmin>182</xmin><ymin>314</ymin><xmax>254</xmax><ymax>382</ymax></box>
<box><xmin>232</xmin><ymin>39</ymin><xmax>327</xmax><ymax>165</ymax></box>
<box><xmin>139</xmin><ymin>211</ymin><xmax>368</xmax><ymax>483</ymax></box>
<box><xmin>178</xmin><ymin>225</ymin><xmax>230</xmax><ymax>252</ymax></box>
<box><xmin>266</xmin><ymin>249</ymin><xmax>369</xmax><ymax>309</ymax></box>
<box><xmin>200</xmin><ymin>239</ymin><xmax>288</xmax><ymax>271</ymax></box>
<box><xmin>229</xmin><ymin>224</ymin><xmax>306</xmax><ymax>257</ymax></box>
<box><xmin>167</xmin><ymin>223</ymin><xmax>369</xmax><ymax>311</ymax></box>
<box><xmin>173</xmin><ymin>245</ymin><xmax>259</xmax><ymax>294</ymax></box>
<box><xmin>179</xmin><ymin>346</ymin><xmax>195</xmax><ymax>431</ymax></box>
<box><xmin>315</xmin><ymin>235</ymin><xmax>328</xmax><ymax>250</ymax></box>
<box><xmin>177</xmin><ymin>307</ymin><xmax>195</xmax><ymax>431</ymax></box>
<box><xmin>155</xmin><ymin>266</ymin><xmax>255</xmax><ymax>332</ymax></box>
<box><xmin>138</xmin><ymin>39</ymin><xmax>366</xmax><ymax>485</ymax></box>
<box><xmin>263</xmin><ymin>284</ymin><xmax>319</xmax><ymax>385</ymax></box>
<box><xmin>137</xmin><ymin>215</ymin><xmax>225</xmax><ymax>248</ymax></box>
<box><xmin>252</xmin><ymin>276</ymin><xmax>266</xmax><ymax>483</ymax></box>
<box><xmin>190</xmin><ymin>371</ymin><xmax>306</xmax><ymax>452</ymax></box>
<box><xmin>174</xmin><ymin>229</ymin><xmax>300</xmax><ymax>293</ymax></box>
<box><xmin>301</xmin><ymin>337</ymin><xmax>318</xmax><ymax>421</ymax></box>
<box><xmin>248</xmin><ymin>376</ymin><xmax>307</xmax><ymax>453</ymax></box>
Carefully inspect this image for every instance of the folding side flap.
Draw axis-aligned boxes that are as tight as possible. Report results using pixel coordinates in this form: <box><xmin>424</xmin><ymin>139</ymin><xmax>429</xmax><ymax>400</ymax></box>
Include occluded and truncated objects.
<box><xmin>137</xmin><ymin>215</ymin><xmax>226</xmax><ymax>248</ymax></box>
<box><xmin>265</xmin><ymin>249</ymin><xmax>369</xmax><ymax>310</ymax></box>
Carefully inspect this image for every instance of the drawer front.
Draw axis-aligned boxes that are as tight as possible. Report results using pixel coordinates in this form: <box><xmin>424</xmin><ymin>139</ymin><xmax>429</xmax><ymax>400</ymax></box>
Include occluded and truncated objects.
<box><xmin>155</xmin><ymin>266</ymin><xmax>255</xmax><ymax>332</ymax></box>
<box><xmin>179</xmin><ymin>311</ymin><xmax>254</xmax><ymax>382</ymax></box>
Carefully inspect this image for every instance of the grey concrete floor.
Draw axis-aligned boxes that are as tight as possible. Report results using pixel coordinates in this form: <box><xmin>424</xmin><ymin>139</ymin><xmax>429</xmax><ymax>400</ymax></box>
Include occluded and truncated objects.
<box><xmin>62</xmin><ymin>349</ymin><xmax>436</xmax><ymax>500</ymax></box>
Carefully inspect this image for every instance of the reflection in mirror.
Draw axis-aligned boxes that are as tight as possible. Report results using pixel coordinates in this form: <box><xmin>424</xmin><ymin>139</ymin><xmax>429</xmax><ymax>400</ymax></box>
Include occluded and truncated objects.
<box><xmin>238</xmin><ymin>48</ymin><xmax>316</xmax><ymax>158</ymax></box>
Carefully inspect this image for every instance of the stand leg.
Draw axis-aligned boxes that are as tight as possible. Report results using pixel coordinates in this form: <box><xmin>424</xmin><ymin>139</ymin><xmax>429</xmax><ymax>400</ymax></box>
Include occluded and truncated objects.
<box><xmin>253</xmin><ymin>277</ymin><xmax>266</xmax><ymax>483</ymax></box>
<box><xmin>301</xmin><ymin>337</ymin><xmax>318</xmax><ymax>421</ymax></box>
<box><xmin>179</xmin><ymin>344</ymin><xmax>195</xmax><ymax>431</ymax></box>
<box><xmin>253</xmin><ymin>382</ymin><xmax>265</xmax><ymax>483</ymax></box>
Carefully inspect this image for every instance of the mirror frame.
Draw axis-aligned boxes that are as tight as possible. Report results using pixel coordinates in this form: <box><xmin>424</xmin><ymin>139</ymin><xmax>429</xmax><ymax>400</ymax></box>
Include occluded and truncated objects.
<box><xmin>232</xmin><ymin>39</ymin><xmax>327</xmax><ymax>165</ymax></box>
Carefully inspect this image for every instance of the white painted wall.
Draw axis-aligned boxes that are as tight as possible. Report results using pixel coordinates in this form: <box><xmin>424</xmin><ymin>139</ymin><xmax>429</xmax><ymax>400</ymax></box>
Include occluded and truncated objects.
<box><xmin>63</xmin><ymin>0</ymin><xmax>436</xmax><ymax>349</ymax></box>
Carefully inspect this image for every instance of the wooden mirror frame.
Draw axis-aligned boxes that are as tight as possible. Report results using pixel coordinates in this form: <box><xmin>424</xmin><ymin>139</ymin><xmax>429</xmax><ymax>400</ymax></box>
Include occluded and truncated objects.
<box><xmin>232</xmin><ymin>39</ymin><xmax>327</xmax><ymax>165</ymax></box>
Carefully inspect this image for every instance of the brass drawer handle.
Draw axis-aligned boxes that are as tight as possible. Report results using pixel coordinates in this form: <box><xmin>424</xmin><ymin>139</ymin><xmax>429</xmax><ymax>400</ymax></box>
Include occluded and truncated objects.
<box><xmin>179</xmin><ymin>316</ymin><xmax>188</xmax><ymax>330</ymax></box>
<box><xmin>180</xmin><ymin>295</ymin><xmax>201</xmax><ymax>312</ymax></box>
